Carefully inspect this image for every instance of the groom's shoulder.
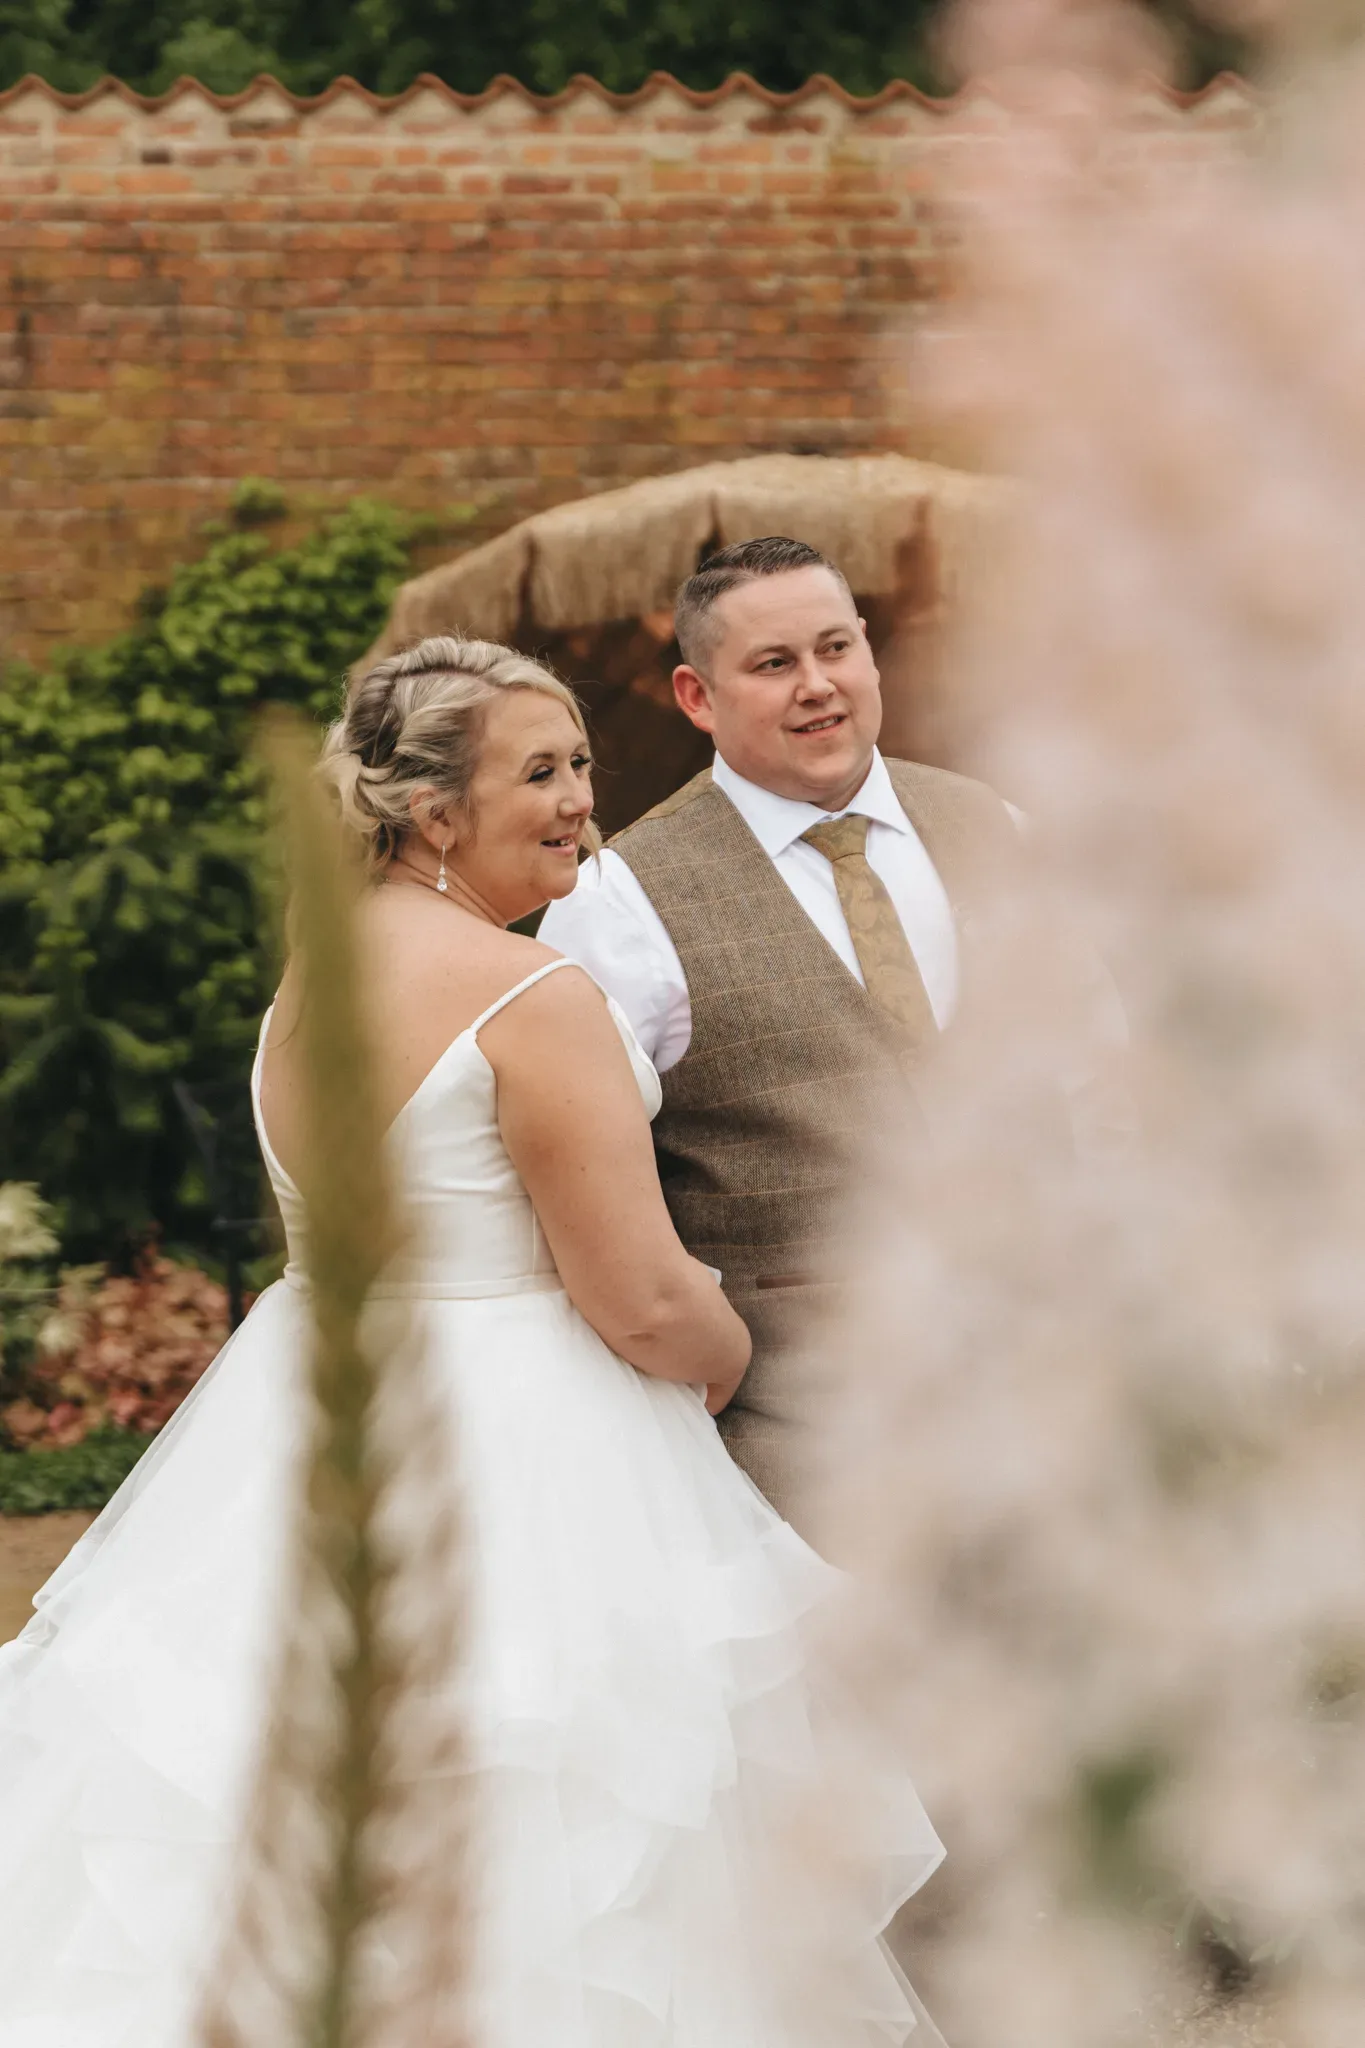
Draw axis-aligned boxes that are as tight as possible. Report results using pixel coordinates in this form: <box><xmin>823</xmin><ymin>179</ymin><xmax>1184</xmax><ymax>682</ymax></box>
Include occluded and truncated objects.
<box><xmin>884</xmin><ymin>756</ymin><xmax>1016</xmax><ymax>835</ymax></box>
<box><xmin>608</xmin><ymin>766</ymin><xmax>717</xmax><ymax>849</ymax></box>
<box><xmin>884</xmin><ymin>754</ymin><xmax>996</xmax><ymax>803</ymax></box>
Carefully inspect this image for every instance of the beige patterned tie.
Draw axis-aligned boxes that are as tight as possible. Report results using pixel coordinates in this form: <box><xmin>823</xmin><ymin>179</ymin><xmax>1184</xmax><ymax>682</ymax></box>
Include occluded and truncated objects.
<box><xmin>801</xmin><ymin>814</ymin><xmax>938</xmax><ymax>1041</ymax></box>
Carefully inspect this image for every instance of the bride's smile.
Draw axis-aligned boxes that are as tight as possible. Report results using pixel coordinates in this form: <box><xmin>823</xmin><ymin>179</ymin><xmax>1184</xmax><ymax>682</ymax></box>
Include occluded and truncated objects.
<box><xmin>392</xmin><ymin>689</ymin><xmax>595</xmax><ymax>927</ymax></box>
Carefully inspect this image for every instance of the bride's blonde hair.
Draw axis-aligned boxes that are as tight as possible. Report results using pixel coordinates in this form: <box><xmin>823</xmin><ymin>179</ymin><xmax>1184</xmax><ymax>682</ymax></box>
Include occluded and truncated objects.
<box><xmin>321</xmin><ymin>634</ymin><xmax>600</xmax><ymax>873</ymax></box>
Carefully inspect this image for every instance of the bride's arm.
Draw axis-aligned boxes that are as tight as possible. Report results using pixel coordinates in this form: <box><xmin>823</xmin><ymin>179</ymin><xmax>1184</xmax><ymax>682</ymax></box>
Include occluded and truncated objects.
<box><xmin>482</xmin><ymin>968</ymin><xmax>751</xmax><ymax>1408</ymax></box>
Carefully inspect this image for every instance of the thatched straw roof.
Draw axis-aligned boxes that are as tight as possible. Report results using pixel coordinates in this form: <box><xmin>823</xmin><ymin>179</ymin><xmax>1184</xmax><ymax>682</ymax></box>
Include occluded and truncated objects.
<box><xmin>365</xmin><ymin>454</ymin><xmax>1010</xmax><ymax>665</ymax></box>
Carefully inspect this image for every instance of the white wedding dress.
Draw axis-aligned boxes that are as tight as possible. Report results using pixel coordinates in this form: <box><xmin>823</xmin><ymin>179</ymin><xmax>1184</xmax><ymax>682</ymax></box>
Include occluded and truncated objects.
<box><xmin>0</xmin><ymin>959</ymin><xmax>944</xmax><ymax>2046</ymax></box>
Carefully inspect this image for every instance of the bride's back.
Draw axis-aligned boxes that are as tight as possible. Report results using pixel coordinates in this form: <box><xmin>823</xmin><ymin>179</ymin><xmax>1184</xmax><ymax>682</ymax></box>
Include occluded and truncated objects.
<box><xmin>256</xmin><ymin>947</ymin><xmax>613</xmax><ymax>1305</ymax></box>
<box><xmin>257</xmin><ymin>884</ymin><xmax>560</xmax><ymax>1194</ymax></box>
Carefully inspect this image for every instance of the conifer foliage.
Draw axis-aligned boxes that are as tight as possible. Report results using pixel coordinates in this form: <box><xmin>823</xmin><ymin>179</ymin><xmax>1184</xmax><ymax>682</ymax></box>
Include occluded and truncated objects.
<box><xmin>0</xmin><ymin>489</ymin><xmax>414</xmax><ymax>1260</ymax></box>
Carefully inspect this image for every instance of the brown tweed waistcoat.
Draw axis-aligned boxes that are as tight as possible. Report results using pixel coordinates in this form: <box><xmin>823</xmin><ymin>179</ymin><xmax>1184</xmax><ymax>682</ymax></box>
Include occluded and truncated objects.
<box><xmin>611</xmin><ymin>758</ymin><xmax>1017</xmax><ymax>1521</ymax></box>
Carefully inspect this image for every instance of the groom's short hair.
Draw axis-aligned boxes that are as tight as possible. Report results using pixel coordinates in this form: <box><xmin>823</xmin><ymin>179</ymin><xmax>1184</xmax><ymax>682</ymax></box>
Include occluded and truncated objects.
<box><xmin>674</xmin><ymin>536</ymin><xmax>853</xmax><ymax>673</ymax></box>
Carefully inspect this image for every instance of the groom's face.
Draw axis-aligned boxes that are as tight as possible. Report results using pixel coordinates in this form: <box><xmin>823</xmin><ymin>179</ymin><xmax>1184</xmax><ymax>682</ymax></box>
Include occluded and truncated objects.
<box><xmin>672</xmin><ymin>566</ymin><xmax>883</xmax><ymax>811</ymax></box>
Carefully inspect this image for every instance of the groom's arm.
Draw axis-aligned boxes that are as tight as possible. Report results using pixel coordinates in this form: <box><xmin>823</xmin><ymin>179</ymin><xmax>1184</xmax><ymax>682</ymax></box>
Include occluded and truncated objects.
<box><xmin>538</xmin><ymin>849</ymin><xmax>693</xmax><ymax>1074</ymax></box>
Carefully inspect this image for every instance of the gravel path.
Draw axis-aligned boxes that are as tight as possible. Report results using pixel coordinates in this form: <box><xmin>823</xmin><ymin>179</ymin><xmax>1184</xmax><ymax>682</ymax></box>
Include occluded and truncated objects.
<box><xmin>0</xmin><ymin>1509</ymin><xmax>94</xmax><ymax>1646</ymax></box>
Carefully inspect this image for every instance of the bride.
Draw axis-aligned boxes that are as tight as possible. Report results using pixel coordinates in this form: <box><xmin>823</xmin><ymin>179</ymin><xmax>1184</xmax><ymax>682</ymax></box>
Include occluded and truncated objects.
<box><xmin>0</xmin><ymin>635</ymin><xmax>944</xmax><ymax>2045</ymax></box>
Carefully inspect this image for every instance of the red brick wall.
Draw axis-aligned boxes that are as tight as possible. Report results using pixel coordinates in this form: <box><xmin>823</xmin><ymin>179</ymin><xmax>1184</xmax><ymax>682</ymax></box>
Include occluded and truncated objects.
<box><xmin>0</xmin><ymin>71</ymin><xmax>1252</xmax><ymax>662</ymax></box>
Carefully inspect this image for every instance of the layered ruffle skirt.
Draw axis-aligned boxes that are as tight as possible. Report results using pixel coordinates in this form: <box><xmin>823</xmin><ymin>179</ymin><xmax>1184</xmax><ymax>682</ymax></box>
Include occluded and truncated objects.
<box><xmin>0</xmin><ymin>1280</ymin><xmax>944</xmax><ymax>2046</ymax></box>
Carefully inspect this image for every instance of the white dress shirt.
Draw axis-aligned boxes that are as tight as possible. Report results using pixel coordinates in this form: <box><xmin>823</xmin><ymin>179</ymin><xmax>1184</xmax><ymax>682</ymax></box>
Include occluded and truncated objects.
<box><xmin>539</xmin><ymin>749</ymin><xmax>960</xmax><ymax>1073</ymax></box>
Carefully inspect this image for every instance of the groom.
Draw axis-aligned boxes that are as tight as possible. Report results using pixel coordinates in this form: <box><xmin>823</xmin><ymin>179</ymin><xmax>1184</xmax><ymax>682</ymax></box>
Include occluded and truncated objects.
<box><xmin>540</xmin><ymin>535</ymin><xmax>1022</xmax><ymax>1526</ymax></box>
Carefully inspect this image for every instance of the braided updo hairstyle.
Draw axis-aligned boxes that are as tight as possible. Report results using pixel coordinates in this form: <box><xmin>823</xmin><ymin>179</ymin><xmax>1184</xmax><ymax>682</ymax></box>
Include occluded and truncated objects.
<box><xmin>321</xmin><ymin>635</ymin><xmax>600</xmax><ymax>874</ymax></box>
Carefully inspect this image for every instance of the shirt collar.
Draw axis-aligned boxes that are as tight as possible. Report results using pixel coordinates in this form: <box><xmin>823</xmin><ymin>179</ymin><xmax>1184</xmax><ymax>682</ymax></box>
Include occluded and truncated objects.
<box><xmin>711</xmin><ymin>748</ymin><xmax>910</xmax><ymax>858</ymax></box>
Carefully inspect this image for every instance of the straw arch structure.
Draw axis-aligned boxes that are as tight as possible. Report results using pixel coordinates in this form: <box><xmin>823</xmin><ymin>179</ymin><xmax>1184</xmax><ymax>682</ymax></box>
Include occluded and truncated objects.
<box><xmin>364</xmin><ymin>454</ymin><xmax>1013</xmax><ymax>833</ymax></box>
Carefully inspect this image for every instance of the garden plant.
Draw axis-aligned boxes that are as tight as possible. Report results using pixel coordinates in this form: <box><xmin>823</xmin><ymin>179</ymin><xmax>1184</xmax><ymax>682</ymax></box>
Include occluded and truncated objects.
<box><xmin>0</xmin><ymin>486</ymin><xmax>415</xmax><ymax>1266</ymax></box>
<box><xmin>0</xmin><ymin>0</ymin><xmax>1244</xmax><ymax>102</ymax></box>
<box><xmin>0</xmin><ymin>488</ymin><xmax>415</xmax><ymax>1499</ymax></box>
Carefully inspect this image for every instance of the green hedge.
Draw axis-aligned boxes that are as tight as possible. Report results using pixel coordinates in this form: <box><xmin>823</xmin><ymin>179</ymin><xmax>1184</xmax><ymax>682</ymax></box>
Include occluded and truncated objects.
<box><xmin>0</xmin><ymin>1425</ymin><xmax>155</xmax><ymax>1514</ymax></box>
<box><xmin>0</xmin><ymin>489</ymin><xmax>415</xmax><ymax>1263</ymax></box>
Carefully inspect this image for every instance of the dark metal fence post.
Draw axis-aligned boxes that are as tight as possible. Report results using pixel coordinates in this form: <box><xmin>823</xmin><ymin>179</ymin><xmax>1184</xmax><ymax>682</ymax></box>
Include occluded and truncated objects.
<box><xmin>172</xmin><ymin>1079</ymin><xmax>269</xmax><ymax>1332</ymax></box>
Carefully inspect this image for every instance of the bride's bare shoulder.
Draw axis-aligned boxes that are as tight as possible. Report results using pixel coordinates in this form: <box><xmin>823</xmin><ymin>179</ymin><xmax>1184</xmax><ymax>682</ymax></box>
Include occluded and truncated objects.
<box><xmin>356</xmin><ymin>890</ymin><xmax>556</xmax><ymax>1008</ymax></box>
<box><xmin>475</xmin><ymin>952</ymin><xmax>616</xmax><ymax>1061</ymax></box>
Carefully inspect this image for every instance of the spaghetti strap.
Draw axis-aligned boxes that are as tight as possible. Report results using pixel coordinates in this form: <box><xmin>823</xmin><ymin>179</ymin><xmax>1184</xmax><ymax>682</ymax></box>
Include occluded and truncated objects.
<box><xmin>469</xmin><ymin>957</ymin><xmax>584</xmax><ymax>1036</ymax></box>
<box><xmin>250</xmin><ymin>1000</ymin><xmax>301</xmax><ymax>1199</ymax></box>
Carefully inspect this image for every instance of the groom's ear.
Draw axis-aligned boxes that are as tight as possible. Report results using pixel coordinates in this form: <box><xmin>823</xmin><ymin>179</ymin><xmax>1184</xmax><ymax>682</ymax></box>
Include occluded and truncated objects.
<box><xmin>672</xmin><ymin>664</ymin><xmax>717</xmax><ymax>735</ymax></box>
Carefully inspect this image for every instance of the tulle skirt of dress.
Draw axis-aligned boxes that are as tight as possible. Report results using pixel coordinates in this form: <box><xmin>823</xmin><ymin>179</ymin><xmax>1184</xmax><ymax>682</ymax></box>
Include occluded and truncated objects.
<box><xmin>0</xmin><ymin>1279</ymin><xmax>945</xmax><ymax>2048</ymax></box>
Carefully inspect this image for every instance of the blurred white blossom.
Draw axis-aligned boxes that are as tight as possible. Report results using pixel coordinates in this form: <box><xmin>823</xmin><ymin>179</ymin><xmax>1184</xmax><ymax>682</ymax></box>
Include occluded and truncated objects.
<box><xmin>0</xmin><ymin>1184</ymin><xmax>59</xmax><ymax>1267</ymax></box>
<box><xmin>805</xmin><ymin>7</ymin><xmax>1365</xmax><ymax>2045</ymax></box>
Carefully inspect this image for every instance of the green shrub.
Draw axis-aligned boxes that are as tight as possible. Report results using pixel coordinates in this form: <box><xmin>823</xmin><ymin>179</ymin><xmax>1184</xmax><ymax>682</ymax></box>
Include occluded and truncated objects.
<box><xmin>0</xmin><ymin>491</ymin><xmax>415</xmax><ymax>1262</ymax></box>
<box><xmin>0</xmin><ymin>0</ymin><xmax>1246</xmax><ymax>100</ymax></box>
<box><xmin>0</xmin><ymin>1424</ymin><xmax>155</xmax><ymax>1515</ymax></box>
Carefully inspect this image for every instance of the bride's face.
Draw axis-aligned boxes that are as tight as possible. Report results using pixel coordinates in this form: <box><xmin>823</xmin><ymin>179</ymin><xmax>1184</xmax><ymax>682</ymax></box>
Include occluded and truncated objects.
<box><xmin>450</xmin><ymin>692</ymin><xmax>595</xmax><ymax>921</ymax></box>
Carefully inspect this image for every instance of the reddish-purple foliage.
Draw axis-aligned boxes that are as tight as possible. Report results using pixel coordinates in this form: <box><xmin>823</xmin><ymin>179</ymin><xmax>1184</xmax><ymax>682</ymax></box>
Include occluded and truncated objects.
<box><xmin>2</xmin><ymin>1253</ymin><xmax>237</xmax><ymax>1448</ymax></box>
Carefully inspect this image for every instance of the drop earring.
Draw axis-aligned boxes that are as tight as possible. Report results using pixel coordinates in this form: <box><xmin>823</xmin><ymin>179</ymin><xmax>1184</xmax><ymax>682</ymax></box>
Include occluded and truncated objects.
<box><xmin>436</xmin><ymin>843</ymin><xmax>449</xmax><ymax>894</ymax></box>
